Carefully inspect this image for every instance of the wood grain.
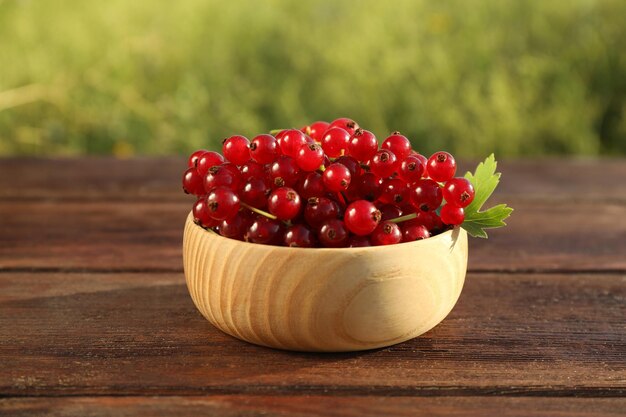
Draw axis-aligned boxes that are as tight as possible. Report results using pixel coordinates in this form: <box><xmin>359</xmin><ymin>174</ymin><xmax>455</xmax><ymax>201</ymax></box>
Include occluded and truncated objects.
<box><xmin>1</xmin><ymin>199</ymin><xmax>624</xmax><ymax>272</ymax></box>
<box><xmin>1</xmin><ymin>272</ymin><xmax>623</xmax><ymax>396</ymax></box>
<box><xmin>2</xmin><ymin>396</ymin><xmax>625</xmax><ymax>417</ymax></box>
<box><xmin>183</xmin><ymin>215</ymin><xmax>467</xmax><ymax>351</ymax></box>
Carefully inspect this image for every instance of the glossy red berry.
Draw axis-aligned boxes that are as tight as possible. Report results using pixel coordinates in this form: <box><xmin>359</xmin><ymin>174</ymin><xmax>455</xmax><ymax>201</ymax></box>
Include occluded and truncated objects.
<box><xmin>379</xmin><ymin>178</ymin><xmax>408</xmax><ymax>205</ymax></box>
<box><xmin>204</xmin><ymin>164</ymin><xmax>242</xmax><ymax>192</ymax></box>
<box><xmin>334</xmin><ymin>155</ymin><xmax>362</xmax><ymax>179</ymax></box>
<box><xmin>192</xmin><ymin>197</ymin><xmax>219</xmax><ymax>228</ymax></box>
<box><xmin>303</xmin><ymin>121</ymin><xmax>330</xmax><ymax>141</ymax></box>
<box><xmin>344</xmin><ymin>200</ymin><xmax>381</xmax><ymax>236</ymax></box>
<box><xmin>269</xmin><ymin>156</ymin><xmax>300</xmax><ymax>188</ymax></box>
<box><xmin>369</xmin><ymin>150</ymin><xmax>399</xmax><ymax>178</ymax></box>
<box><xmin>427</xmin><ymin>151</ymin><xmax>456</xmax><ymax>182</ymax></box>
<box><xmin>378</xmin><ymin>203</ymin><xmax>402</xmax><ymax>221</ymax></box>
<box><xmin>440</xmin><ymin>204</ymin><xmax>465</xmax><ymax>225</ymax></box>
<box><xmin>240</xmin><ymin>177</ymin><xmax>269</xmax><ymax>209</ymax></box>
<box><xmin>401</xmin><ymin>223</ymin><xmax>430</xmax><ymax>242</ymax></box>
<box><xmin>443</xmin><ymin>177</ymin><xmax>475</xmax><ymax>208</ymax></box>
<box><xmin>323</xmin><ymin>163</ymin><xmax>351</xmax><ymax>192</ymax></box>
<box><xmin>370</xmin><ymin>221</ymin><xmax>402</xmax><ymax>246</ymax></box>
<box><xmin>398</xmin><ymin>155</ymin><xmax>425</xmax><ymax>183</ymax></box>
<box><xmin>304</xmin><ymin>197</ymin><xmax>341</xmax><ymax>228</ymax></box>
<box><xmin>347</xmin><ymin>129</ymin><xmax>378</xmax><ymax>161</ymax></box>
<box><xmin>318</xmin><ymin>219</ymin><xmax>349</xmax><ymax>248</ymax></box>
<box><xmin>196</xmin><ymin>151</ymin><xmax>225</xmax><ymax>177</ymax></box>
<box><xmin>410</xmin><ymin>179</ymin><xmax>443</xmax><ymax>212</ymax></box>
<box><xmin>278</xmin><ymin>129</ymin><xmax>309</xmax><ymax>158</ymax></box>
<box><xmin>328</xmin><ymin>117</ymin><xmax>359</xmax><ymax>136</ymax></box>
<box><xmin>219</xmin><ymin>211</ymin><xmax>252</xmax><ymax>240</ymax></box>
<box><xmin>245</xmin><ymin>216</ymin><xmax>284</xmax><ymax>245</ymax></box>
<box><xmin>188</xmin><ymin>149</ymin><xmax>208</xmax><ymax>168</ymax></box>
<box><xmin>321</xmin><ymin>127</ymin><xmax>350</xmax><ymax>158</ymax></box>
<box><xmin>296</xmin><ymin>143</ymin><xmax>325</xmax><ymax>172</ymax></box>
<box><xmin>356</xmin><ymin>172</ymin><xmax>383</xmax><ymax>201</ymax></box>
<box><xmin>415</xmin><ymin>211</ymin><xmax>444</xmax><ymax>232</ymax></box>
<box><xmin>206</xmin><ymin>187</ymin><xmax>240</xmax><ymax>220</ymax></box>
<box><xmin>239</xmin><ymin>161</ymin><xmax>265</xmax><ymax>181</ymax></box>
<box><xmin>348</xmin><ymin>236</ymin><xmax>371</xmax><ymax>247</ymax></box>
<box><xmin>284</xmin><ymin>224</ymin><xmax>316</xmax><ymax>247</ymax></box>
<box><xmin>268</xmin><ymin>187</ymin><xmax>302</xmax><ymax>220</ymax></box>
<box><xmin>298</xmin><ymin>172</ymin><xmax>326</xmax><ymax>199</ymax></box>
<box><xmin>250</xmin><ymin>134</ymin><xmax>279</xmax><ymax>164</ymax></box>
<box><xmin>222</xmin><ymin>135</ymin><xmax>250</xmax><ymax>165</ymax></box>
<box><xmin>413</xmin><ymin>153</ymin><xmax>429</xmax><ymax>178</ymax></box>
<box><xmin>182</xmin><ymin>167</ymin><xmax>205</xmax><ymax>196</ymax></box>
<box><xmin>382</xmin><ymin>132</ymin><xmax>411</xmax><ymax>161</ymax></box>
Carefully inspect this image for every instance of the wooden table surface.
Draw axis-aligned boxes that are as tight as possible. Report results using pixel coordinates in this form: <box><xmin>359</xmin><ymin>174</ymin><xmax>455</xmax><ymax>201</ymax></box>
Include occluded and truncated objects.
<box><xmin>0</xmin><ymin>158</ymin><xmax>625</xmax><ymax>416</ymax></box>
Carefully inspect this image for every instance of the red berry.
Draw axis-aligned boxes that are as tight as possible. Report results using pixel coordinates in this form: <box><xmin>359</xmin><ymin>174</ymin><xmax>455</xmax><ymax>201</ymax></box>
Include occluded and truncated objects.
<box><xmin>269</xmin><ymin>156</ymin><xmax>300</xmax><ymax>188</ymax></box>
<box><xmin>409</xmin><ymin>179</ymin><xmax>443</xmax><ymax>212</ymax></box>
<box><xmin>240</xmin><ymin>161</ymin><xmax>265</xmax><ymax>181</ymax></box>
<box><xmin>334</xmin><ymin>155</ymin><xmax>362</xmax><ymax>179</ymax></box>
<box><xmin>182</xmin><ymin>167</ymin><xmax>205</xmax><ymax>196</ymax></box>
<box><xmin>268</xmin><ymin>187</ymin><xmax>302</xmax><ymax>220</ymax></box>
<box><xmin>427</xmin><ymin>151</ymin><xmax>456</xmax><ymax>182</ymax></box>
<box><xmin>240</xmin><ymin>177</ymin><xmax>269</xmax><ymax>209</ymax></box>
<box><xmin>443</xmin><ymin>177</ymin><xmax>475</xmax><ymax>208</ymax></box>
<box><xmin>382</xmin><ymin>132</ymin><xmax>412</xmax><ymax>161</ymax></box>
<box><xmin>206</xmin><ymin>187</ymin><xmax>240</xmax><ymax>220</ymax></box>
<box><xmin>398</xmin><ymin>155</ymin><xmax>425</xmax><ymax>183</ymax></box>
<box><xmin>369</xmin><ymin>149</ymin><xmax>399</xmax><ymax>178</ymax></box>
<box><xmin>378</xmin><ymin>178</ymin><xmax>408</xmax><ymax>205</ymax></box>
<box><xmin>328</xmin><ymin>117</ymin><xmax>359</xmax><ymax>136</ymax></box>
<box><xmin>245</xmin><ymin>216</ymin><xmax>284</xmax><ymax>245</ymax></box>
<box><xmin>219</xmin><ymin>211</ymin><xmax>252</xmax><ymax>240</ymax></box>
<box><xmin>278</xmin><ymin>129</ymin><xmax>309</xmax><ymax>158</ymax></box>
<box><xmin>413</xmin><ymin>153</ymin><xmax>429</xmax><ymax>178</ymax></box>
<box><xmin>196</xmin><ymin>151</ymin><xmax>225</xmax><ymax>177</ymax></box>
<box><xmin>204</xmin><ymin>164</ymin><xmax>242</xmax><ymax>193</ymax></box>
<box><xmin>222</xmin><ymin>135</ymin><xmax>250</xmax><ymax>165</ymax></box>
<box><xmin>296</xmin><ymin>143</ymin><xmax>325</xmax><ymax>172</ymax></box>
<box><xmin>440</xmin><ymin>204</ymin><xmax>465</xmax><ymax>225</ymax></box>
<box><xmin>318</xmin><ymin>219</ymin><xmax>349</xmax><ymax>248</ymax></box>
<box><xmin>304</xmin><ymin>197</ymin><xmax>341</xmax><ymax>228</ymax></box>
<box><xmin>323</xmin><ymin>163</ymin><xmax>351</xmax><ymax>192</ymax></box>
<box><xmin>401</xmin><ymin>223</ymin><xmax>430</xmax><ymax>242</ymax></box>
<box><xmin>370</xmin><ymin>221</ymin><xmax>402</xmax><ymax>246</ymax></box>
<box><xmin>348</xmin><ymin>235</ymin><xmax>371</xmax><ymax>247</ymax></box>
<box><xmin>321</xmin><ymin>127</ymin><xmax>350</xmax><ymax>158</ymax></box>
<box><xmin>284</xmin><ymin>224</ymin><xmax>316</xmax><ymax>247</ymax></box>
<box><xmin>192</xmin><ymin>197</ymin><xmax>219</xmax><ymax>228</ymax></box>
<box><xmin>347</xmin><ymin>129</ymin><xmax>378</xmax><ymax>161</ymax></box>
<box><xmin>298</xmin><ymin>172</ymin><xmax>326</xmax><ymax>199</ymax></box>
<box><xmin>250</xmin><ymin>134</ymin><xmax>280</xmax><ymax>164</ymax></box>
<box><xmin>188</xmin><ymin>149</ymin><xmax>208</xmax><ymax>168</ymax></box>
<box><xmin>344</xmin><ymin>200</ymin><xmax>381</xmax><ymax>236</ymax></box>
<box><xmin>378</xmin><ymin>203</ymin><xmax>402</xmax><ymax>221</ymax></box>
<box><xmin>303</xmin><ymin>121</ymin><xmax>330</xmax><ymax>141</ymax></box>
<box><xmin>415</xmin><ymin>211</ymin><xmax>444</xmax><ymax>232</ymax></box>
<box><xmin>356</xmin><ymin>172</ymin><xmax>383</xmax><ymax>201</ymax></box>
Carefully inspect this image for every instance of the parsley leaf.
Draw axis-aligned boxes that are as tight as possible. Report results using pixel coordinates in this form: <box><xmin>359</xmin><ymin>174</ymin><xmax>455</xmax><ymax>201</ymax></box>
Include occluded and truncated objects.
<box><xmin>462</xmin><ymin>154</ymin><xmax>513</xmax><ymax>238</ymax></box>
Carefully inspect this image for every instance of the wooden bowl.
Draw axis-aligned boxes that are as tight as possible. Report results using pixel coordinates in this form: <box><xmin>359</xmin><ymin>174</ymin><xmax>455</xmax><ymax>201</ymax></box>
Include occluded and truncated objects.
<box><xmin>183</xmin><ymin>213</ymin><xmax>468</xmax><ymax>352</ymax></box>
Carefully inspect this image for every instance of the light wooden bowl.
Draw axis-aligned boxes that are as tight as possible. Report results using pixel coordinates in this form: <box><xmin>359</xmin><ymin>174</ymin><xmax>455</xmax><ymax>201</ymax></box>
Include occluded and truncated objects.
<box><xmin>183</xmin><ymin>213</ymin><xmax>468</xmax><ymax>352</ymax></box>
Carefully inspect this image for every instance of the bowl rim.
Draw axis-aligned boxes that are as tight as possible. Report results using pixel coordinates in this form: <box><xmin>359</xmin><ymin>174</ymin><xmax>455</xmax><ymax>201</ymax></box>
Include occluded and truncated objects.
<box><xmin>186</xmin><ymin>212</ymin><xmax>462</xmax><ymax>253</ymax></box>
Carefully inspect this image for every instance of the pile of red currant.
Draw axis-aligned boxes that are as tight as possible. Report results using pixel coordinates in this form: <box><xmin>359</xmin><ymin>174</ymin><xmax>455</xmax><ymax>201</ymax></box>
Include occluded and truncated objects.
<box><xmin>182</xmin><ymin>117</ymin><xmax>475</xmax><ymax>248</ymax></box>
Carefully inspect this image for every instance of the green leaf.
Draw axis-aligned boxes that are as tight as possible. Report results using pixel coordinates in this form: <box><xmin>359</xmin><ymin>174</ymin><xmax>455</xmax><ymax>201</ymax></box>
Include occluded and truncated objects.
<box><xmin>461</xmin><ymin>154</ymin><xmax>513</xmax><ymax>238</ymax></box>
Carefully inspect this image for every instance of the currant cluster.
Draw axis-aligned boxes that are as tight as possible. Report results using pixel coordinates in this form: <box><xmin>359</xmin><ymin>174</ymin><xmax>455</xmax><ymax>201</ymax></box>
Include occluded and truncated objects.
<box><xmin>182</xmin><ymin>117</ymin><xmax>475</xmax><ymax>248</ymax></box>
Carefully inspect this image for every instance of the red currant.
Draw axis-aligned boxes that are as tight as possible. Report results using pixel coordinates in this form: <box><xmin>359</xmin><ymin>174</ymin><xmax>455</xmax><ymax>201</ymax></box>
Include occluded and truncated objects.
<box><xmin>370</xmin><ymin>221</ymin><xmax>402</xmax><ymax>246</ymax></box>
<box><xmin>182</xmin><ymin>167</ymin><xmax>205</xmax><ymax>196</ymax></box>
<box><xmin>219</xmin><ymin>211</ymin><xmax>252</xmax><ymax>240</ymax></box>
<box><xmin>415</xmin><ymin>211</ymin><xmax>444</xmax><ymax>232</ymax></box>
<box><xmin>382</xmin><ymin>132</ymin><xmax>411</xmax><ymax>161</ymax></box>
<box><xmin>413</xmin><ymin>153</ymin><xmax>429</xmax><ymax>178</ymax></box>
<box><xmin>304</xmin><ymin>197</ymin><xmax>341</xmax><ymax>228</ymax></box>
<box><xmin>298</xmin><ymin>172</ymin><xmax>326</xmax><ymax>199</ymax></box>
<box><xmin>269</xmin><ymin>156</ymin><xmax>300</xmax><ymax>188</ymax></box>
<box><xmin>348</xmin><ymin>235</ymin><xmax>371</xmax><ymax>247</ymax></box>
<box><xmin>250</xmin><ymin>134</ymin><xmax>279</xmax><ymax>164</ymax></box>
<box><xmin>398</xmin><ymin>155</ymin><xmax>425</xmax><ymax>183</ymax></box>
<box><xmin>278</xmin><ymin>129</ymin><xmax>309</xmax><ymax>158</ymax></box>
<box><xmin>296</xmin><ymin>143</ymin><xmax>325</xmax><ymax>172</ymax></box>
<box><xmin>409</xmin><ymin>179</ymin><xmax>443</xmax><ymax>212</ymax></box>
<box><xmin>369</xmin><ymin>150</ymin><xmax>399</xmax><ymax>178</ymax></box>
<box><xmin>440</xmin><ymin>204</ymin><xmax>464</xmax><ymax>225</ymax></box>
<box><xmin>222</xmin><ymin>135</ymin><xmax>250</xmax><ymax>165</ymax></box>
<box><xmin>245</xmin><ymin>216</ymin><xmax>284</xmax><ymax>245</ymax></box>
<box><xmin>204</xmin><ymin>164</ymin><xmax>242</xmax><ymax>192</ymax></box>
<box><xmin>377</xmin><ymin>203</ymin><xmax>402</xmax><ymax>221</ymax></box>
<box><xmin>334</xmin><ymin>155</ymin><xmax>362</xmax><ymax>179</ymax></box>
<box><xmin>321</xmin><ymin>127</ymin><xmax>350</xmax><ymax>158</ymax></box>
<box><xmin>318</xmin><ymin>219</ymin><xmax>349</xmax><ymax>248</ymax></box>
<box><xmin>196</xmin><ymin>151</ymin><xmax>225</xmax><ymax>177</ymax></box>
<box><xmin>284</xmin><ymin>224</ymin><xmax>316</xmax><ymax>247</ymax></box>
<box><xmin>401</xmin><ymin>223</ymin><xmax>430</xmax><ymax>242</ymax></box>
<box><xmin>240</xmin><ymin>177</ymin><xmax>269</xmax><ymax>209</ymax></box>
<box><xmin>192</xmin><ymin>196</ymin><xmax>219</xmax><ymax>228</ymax></box>
<box><xmin>356</xmin><ymin>172</ymin><xmax>383</xmax><ymax>201</ymax></box>
<box><xmin>344</xmin><ymin>200</ymin><xmax>381</xmax><ymax>236</ymax></box>
<box><xmin>206</xmin><ymin>187</ymin><xmax>240</xmax><ymax>220</ymax></box>
<box><xmin>323</xmin><ymin>163</ymin><xmax>351</xmax><ymax>192</ymax></box>
<box><xmin>240</xmin><ymin>161</ymin><xmax>265</xmax><ymax>181</ymax></box>
<box><xmin>303</xmin><ymin>121</ymin><xmax>330</xmax><ymax>141</ymax></box>
<box><xmin>378</xmin><ymin>178</ymin><xmax>408</xmax><ymax>205</ymax></box>
<box><xmin>443</xmin><ymin>177</ymin><xmax>475</xmax><ymax>208</ymax></box>
<box><xmin>328</xmin><ymin>117</ymin><xmax>359</xmax><ymax>136</ymax></box>
<box><xmin>268</xmin><ymin>187</ymin><xmax>302</xmax><ymax>220</ymax></box>
<box><xmin>188</xmin><ymin>149</ymin><xmax>208</xmax><ymax>168</ymax></box>
<box><xmin>427</xmin><ymin>151</ymin><xmax>456</xmax><ymax>182</ymax></box>
<box><xmin>347</xmin><ymin>129</ymin><xmax>378</xmax><ymax>161</ymax></box>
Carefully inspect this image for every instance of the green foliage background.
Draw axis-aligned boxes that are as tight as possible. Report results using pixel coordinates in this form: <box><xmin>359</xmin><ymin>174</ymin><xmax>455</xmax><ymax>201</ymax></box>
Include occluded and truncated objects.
<box><xmin>0</xmin><ymin>0</ymin><xmax>624</xmax><ymax>157</ymax></box>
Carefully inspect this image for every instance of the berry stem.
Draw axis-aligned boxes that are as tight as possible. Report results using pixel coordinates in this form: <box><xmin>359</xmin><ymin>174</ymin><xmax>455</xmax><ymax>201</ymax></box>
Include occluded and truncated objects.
<box><xmin>388</xmin><ymin>212</ymin><xmax>418</xmax><ymax>224</ymax></box>
<box><xmin>269</xmin><ymin>128</ymin><xmax>286</xmax><ymax>135</ymax></box>
<box><xmin>241</xmin><ymin>202</ymin><xmax>278</xmax><ymax>220</ymax></box>
<box><xmin>318</xmin><ymin>164</ymin><xmax>326</xmax><ymax>172</ymax></box>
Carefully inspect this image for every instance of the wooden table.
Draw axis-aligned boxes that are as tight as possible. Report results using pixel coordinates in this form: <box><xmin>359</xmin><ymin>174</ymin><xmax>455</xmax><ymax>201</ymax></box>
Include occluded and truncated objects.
<box><xmin>0</xmin><ymin>158</ymin><xmax>625</xmax><ymax>416</ymax></box>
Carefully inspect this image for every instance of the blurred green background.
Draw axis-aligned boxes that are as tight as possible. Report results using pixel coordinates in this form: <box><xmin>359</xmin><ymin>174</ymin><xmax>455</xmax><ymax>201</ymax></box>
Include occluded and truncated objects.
<box><xmin>0</xmin><ymin>0</ymin><xmax>624</xmax><ymax>157</ymax></box>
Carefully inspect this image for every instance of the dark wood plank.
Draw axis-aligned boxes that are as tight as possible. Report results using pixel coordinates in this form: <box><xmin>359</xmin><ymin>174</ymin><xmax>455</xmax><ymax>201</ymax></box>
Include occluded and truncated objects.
<box><xmin>1</xmin><ymin>158</ymin><xmax>625</xmax><ymax>201</ymax></box>
<box><xmin>1</xmin><ymin>272</ymin><xmax>623</xmax><ymax>396</ymax></box>
<box><xmin>1</xmin><ymin>396</ymin><xmax>625</xmax><ymax>417</ymax></box>
<box><xmin>1</xmin><ymin>199</ymin><xmax>625</xmax><ymax>272</ymax></box>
